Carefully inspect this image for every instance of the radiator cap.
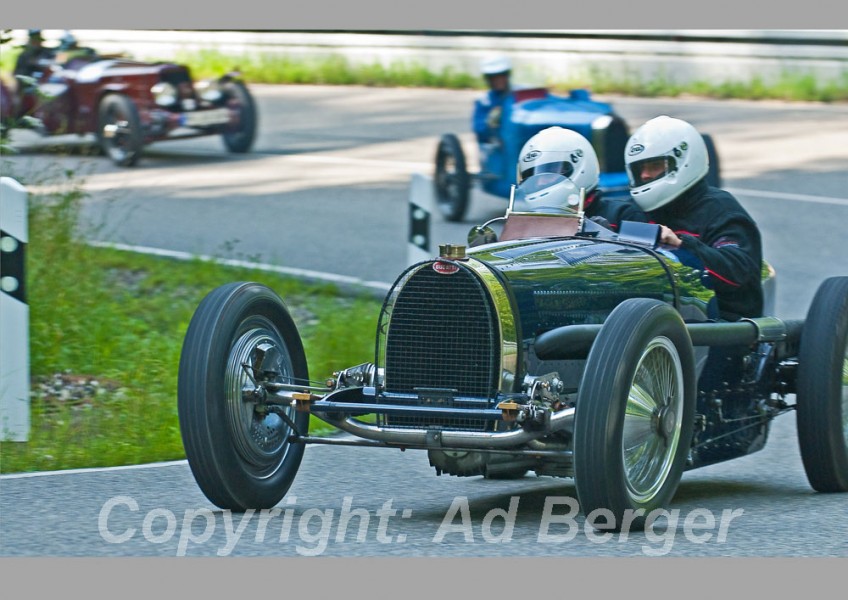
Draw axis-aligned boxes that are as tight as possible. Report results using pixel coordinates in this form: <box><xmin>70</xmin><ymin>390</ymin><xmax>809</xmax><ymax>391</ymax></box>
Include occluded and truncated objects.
<box><xmin>438</xmin><ymin>244</ymin><xmax>467</xmax><ymax>260</ymax></box>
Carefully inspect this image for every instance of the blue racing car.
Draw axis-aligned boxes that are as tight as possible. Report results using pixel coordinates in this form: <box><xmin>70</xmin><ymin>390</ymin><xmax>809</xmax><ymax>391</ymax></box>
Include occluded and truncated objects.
<box><xmin>434</xmin><ymin>86</ymin><xmax>721</xmax><ymax>221</ymax></box>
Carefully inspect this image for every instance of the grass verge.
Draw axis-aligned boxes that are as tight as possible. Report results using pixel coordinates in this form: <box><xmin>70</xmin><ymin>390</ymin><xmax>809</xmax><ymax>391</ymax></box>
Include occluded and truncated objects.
<box><xmin>176</xmin><ymin>49</ymin><xmax>848</xmax><ymax>103</ymax></box>
<box><xmin>2</xmin><ymin>44</ymin><xmax>847</xmax><ymax>103</ymax></box>
<box><xmin>0</xmin><ymin>167</ymin><xmax>383</xmax><ymax>473</ymax></box>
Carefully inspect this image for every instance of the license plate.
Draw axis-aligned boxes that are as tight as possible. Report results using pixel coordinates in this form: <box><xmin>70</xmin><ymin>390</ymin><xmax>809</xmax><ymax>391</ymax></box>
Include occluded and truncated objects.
<box><xmin>181</xmin><ymin>108</ymin><xmax>231</xmax><ymax>127</ymax></box>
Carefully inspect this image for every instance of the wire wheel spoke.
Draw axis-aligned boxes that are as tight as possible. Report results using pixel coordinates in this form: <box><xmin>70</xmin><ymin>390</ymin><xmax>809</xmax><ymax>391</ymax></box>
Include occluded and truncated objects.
<box><xmin>622</xmin><ymin>336</ymin><xmax>684</xmax><ymax>503</ymax></box>
<box><xmin>622</xmin><ymin>383</ymin><xmax>657</xmax><ymax>450</ymax></box>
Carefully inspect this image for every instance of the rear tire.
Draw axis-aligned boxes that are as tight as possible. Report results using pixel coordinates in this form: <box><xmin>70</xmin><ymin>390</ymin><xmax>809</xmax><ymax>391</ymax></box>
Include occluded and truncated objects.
<box><xmin>221</xmin><ymin>80</ymin><xmax>257</xmax><ymax>153</ymax></box>
<box><xmin>178</xmin><ymin>282</ymin><xmax>309</xmax><ymax>510</ymax></box>
<box><xmin>797</xmin><ymin>276</ymin><xmax>848</xmax><ymax>492</ymax></box>
<box><xmin>574</xmin><ymin>298</ymin><xmax>696</xmax><ymax>530</ymax></box>
<box><xmin>97</xmin><ymin>94</ymin><xmax>143</xmax><ymax>166</ymax></box>
<box><xmin>434</xmin><ymin>133</ymin><xmax>470</xmax><ymax>222</ymax></box>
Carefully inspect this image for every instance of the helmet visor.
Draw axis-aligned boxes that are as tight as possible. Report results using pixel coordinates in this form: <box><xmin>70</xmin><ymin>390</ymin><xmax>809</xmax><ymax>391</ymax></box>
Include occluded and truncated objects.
<box><xmin>627</xmin><ymin>156</ymin><xmax>677</xmax><ymax>187</ymax></box>
<box><xmin>518</xmin><ymin>160</ymin><xmax>575</xmax><ymax>184</ymax></box>
<box><xmin>514</xmin><ymin>173</ymin><xmax>579</xmax><ymax>213</ymax></box>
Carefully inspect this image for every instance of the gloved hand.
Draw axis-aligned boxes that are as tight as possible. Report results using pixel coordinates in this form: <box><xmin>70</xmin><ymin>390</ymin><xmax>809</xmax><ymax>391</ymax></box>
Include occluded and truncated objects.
<box><xmin>589</xmin><ymin>215</ymin><xmax>611</xmax><ymax>229</ymax></box>
<box><xmin>485</xmin><ymin>106</ymin><xmax>502</xmax><ymax>131</ymax></box>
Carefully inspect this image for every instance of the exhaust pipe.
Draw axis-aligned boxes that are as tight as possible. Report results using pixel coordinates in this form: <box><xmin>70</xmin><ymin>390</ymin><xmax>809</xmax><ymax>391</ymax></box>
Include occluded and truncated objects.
<box><xmin>534</xmin><ymin>316</ymin><xmax>804</xmax><ymax>361</ymax></box>
<box><xmin>328</xmin><ymin>406</ymin><xmax>575</xmax><ymax>449</ymax></box>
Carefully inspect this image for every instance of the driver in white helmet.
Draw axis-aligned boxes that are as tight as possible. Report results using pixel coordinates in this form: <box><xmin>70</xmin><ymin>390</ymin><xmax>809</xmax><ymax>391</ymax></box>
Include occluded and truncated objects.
<box><xmin>516</xmin><ymin>126</ymin><xmax>647</xmax><ymax>227</ymax></box>
<box><xmin>472</xmin><ymin>55</ymin><xmax>512</xmax><ymax>145</ymax></box>
<box><xmin>625</xmin><ymin>115</ymin><xmax>763</xmax><ymax>321</ymax></box>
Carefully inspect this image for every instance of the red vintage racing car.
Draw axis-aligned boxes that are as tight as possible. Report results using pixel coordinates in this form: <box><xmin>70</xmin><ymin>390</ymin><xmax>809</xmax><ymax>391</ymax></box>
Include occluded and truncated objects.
<box><xmin>1</xmin><ymin>39</ymin><xmax>256</xmax><ymax>166</ymax></box>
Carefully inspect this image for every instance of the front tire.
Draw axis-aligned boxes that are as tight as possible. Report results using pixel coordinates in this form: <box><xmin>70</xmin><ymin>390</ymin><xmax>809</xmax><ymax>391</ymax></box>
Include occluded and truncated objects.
<box><xmin>434</xmin><ymin>133</ymin><xmax>470</xmax><ymax>222</ymax></box>
<box><xmin>178</xmin><ymin>282</ymin><xmax>309</xmax><ymax>510</ymax></box>
<box><xmin>574</xmin><ymin>298</ymin><xmax>696</xmax><ymax>530</ymax></box>
<box><xmin>97</xmin><ymin>94</ymin><xmax>143</xmax><ymax>166</ymax></box>
<box><xmin>797</xmin><ymin>276</ymin><xmax>848</xmax><ymax>492</ymax></box>
<box><xmin>221</xmin><ymin>80</ymin><xmax>257</xmax><ymax>153</ymax></box>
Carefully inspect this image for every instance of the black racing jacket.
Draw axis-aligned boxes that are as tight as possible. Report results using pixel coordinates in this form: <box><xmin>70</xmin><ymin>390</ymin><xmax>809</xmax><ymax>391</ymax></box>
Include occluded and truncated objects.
<box><xmin>14</xmin><ymin>46</ymin><xmax>55</xmax><ymax>77</ymax></box>
<box><xmin>648</xmin><ymin>179</ymin><xmax>764</xmax><ymax>320</ymax></box>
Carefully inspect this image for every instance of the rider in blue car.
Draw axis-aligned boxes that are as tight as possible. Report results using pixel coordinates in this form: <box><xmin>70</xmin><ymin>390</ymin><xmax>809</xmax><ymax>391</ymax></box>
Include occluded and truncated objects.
<box><xmin>625</xmin><ymin>115</ymin><xmax>763</xmax><ymax>321</ymax></box>
<box><xmin>472</xmin><ymin>55</ymin><xmax>512</xmax><ymax>146</ymax></box>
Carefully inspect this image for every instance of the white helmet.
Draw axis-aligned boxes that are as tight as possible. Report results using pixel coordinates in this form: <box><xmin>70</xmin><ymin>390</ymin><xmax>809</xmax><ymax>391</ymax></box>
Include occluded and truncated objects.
<box><xmin>480</xmin><ymin>55</ymin><xmax>512</xmax><ymax>76</ymax></box>
<box><xmin>517</xmin><ymin>126</ymin><xmax>600</xmax><ymax>193</ymax></box>
<box><xmin>624</xmin><ymin>115</ymin><xmax>709</xmax><ymax>212</ymax></box>
<box><xmin>59</xmin><ymin>30</ymin><xmax>79</xmax><ymax>50</ymax></box>
<box><xmin>514</xmin><ymin>127</ymin><xmax>598</xmax><ymax>214</ymax></box>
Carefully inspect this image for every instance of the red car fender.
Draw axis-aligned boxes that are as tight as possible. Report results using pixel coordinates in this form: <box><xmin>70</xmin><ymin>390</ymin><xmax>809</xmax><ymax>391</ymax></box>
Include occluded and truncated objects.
<box><xmin>84</xmin><ymin>83</ymin><xmax>136</xmax><ymax>129</ymax></box>
<box><xmin>0</xmin><ymin>79</ymin><xmax>12</xmax><ymax>121</ymax></box>
<box><xmin>0</xmin><ymin>78</ymin><xmax>20</xmax><ymax>121</ymax></box>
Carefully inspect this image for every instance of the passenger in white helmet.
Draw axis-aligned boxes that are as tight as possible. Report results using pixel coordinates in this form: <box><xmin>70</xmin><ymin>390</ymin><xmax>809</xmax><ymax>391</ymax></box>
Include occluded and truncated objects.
<box><xmin>625</xmin><ymin>115</ymin><xmax>763</xmax><ymax>321</ymax></box>
<box><xmin>55</xmin><ymin>30</ymin><xmax>96</xmax><ymax>65</ymax></box>
<box><xmin>516</xmin><ymin>126</ymin><xmax>646</xmax><ymax>227</ymax></box>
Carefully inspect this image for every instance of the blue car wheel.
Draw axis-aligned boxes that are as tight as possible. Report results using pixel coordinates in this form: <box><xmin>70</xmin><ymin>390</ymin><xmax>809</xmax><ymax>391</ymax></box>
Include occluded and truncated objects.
<box><xmin>434</xmin><ymin>133</ymin><xmax>470</xmax><ymax>222</ymax></box>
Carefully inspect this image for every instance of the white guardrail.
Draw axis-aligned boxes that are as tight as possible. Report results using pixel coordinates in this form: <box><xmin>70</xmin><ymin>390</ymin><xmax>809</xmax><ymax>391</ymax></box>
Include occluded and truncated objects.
<box><xmin>8</xmin><ymin>29</ymin><xmax>848</xmax><ymax>86</ymax></box>
<box><xmin>0</xmin><ymin>177</ymin><xmax>30</xmax><ymax>442</ymax></box>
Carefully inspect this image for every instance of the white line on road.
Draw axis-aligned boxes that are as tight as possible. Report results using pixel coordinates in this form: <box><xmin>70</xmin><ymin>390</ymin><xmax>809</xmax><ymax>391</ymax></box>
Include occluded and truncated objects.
<box><xmin>0</xmin><ymin>441</ymin><xmax>349</xmax><ymax>479</ymax></box>
<box><xmin>87</xmin><ymin>241</ymin><xmax>393</xmax><ymax>292</ymax></box>
<box><xmin>728</xmin><ymin>187</ymin><xmax>848</xmax><ymax>207</ymax></box>
<box><xmin>0</xmin><ymin>459</ymin><xmax>189</xmax><ymax>479</ymax></box>
<box><xmin>284</xmin><ymin>153</ymin><xmax>433</xmax><ymax>172</ymax></box>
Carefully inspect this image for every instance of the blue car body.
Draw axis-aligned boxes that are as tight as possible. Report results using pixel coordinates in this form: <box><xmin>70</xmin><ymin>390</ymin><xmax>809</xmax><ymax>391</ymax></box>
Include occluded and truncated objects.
<box><xmin>435</xmin><ymin>86</ymin><xmax>717</xmax><ymax>222</ymax></box>
<box><xmin>477</xmin><ymin>87</ymin><xmax>632</xmax><ymax>200</ymax></box>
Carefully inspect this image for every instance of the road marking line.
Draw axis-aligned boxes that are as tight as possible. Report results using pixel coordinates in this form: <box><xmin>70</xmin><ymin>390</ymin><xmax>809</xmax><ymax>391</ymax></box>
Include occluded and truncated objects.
<box><xmin>86</xmin><ymin>241</ymin><xmax>393</xmax><ymax>292</ymax></box>
<box><xmin>284</xmin><ymin>153</ymin><xmax>433</xmax><ymax>171</ymax></box>
<box><xmin>0</xmin><ymin>443</ymin><xmax>347</xmax><ymax>479</ymax></box>
<box><xmin>728</xmin><ymin>187</ymin><xmax>848</xmax><ymax>207</ymax></box>
<box><xmin>0</xmin><ymin>460</ymin><xmax>189</xmax><ymax>479</ymax></box>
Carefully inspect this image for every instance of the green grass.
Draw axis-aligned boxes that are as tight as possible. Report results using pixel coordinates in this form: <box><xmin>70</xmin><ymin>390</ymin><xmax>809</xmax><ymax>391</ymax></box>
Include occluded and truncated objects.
<box><xmin>547</xmin><ymin>63</ymin><xmax>848</xmax><ymax>103</ymax></box>
<box><xmin>179</xmin><ymin>49</ymin><xmax>479</xmax><ymax>89</ymax></box>
<box><xmin>2</xmin><ymin>43</ymin><xmax>846</xmax><ymax>103</ymax></box>
<box><xmin>175</xmin><ymin>49</ymin><xmax>848</xmax><ymax>103</ymax></box>
<box><xmin>0</xmin><ymin>166</ymin><xmax>383</xmax><ymax>473</ymax></box>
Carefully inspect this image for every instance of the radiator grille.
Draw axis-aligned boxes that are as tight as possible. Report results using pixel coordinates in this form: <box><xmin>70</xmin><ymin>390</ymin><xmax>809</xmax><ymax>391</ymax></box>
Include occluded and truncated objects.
<box><xmin>160</xmin><ymin>68</ymin><xmax>192</xmax><ymax>87</ymax></box>
<box><xmin>384</xmin><ymin>263</ymin><xmax>500</xmax><ymax>400</ymax></box>
<box><xmin>159</xmin><ymin>68</ymin><xmax>195</xmax><ymax>102</ymax></box>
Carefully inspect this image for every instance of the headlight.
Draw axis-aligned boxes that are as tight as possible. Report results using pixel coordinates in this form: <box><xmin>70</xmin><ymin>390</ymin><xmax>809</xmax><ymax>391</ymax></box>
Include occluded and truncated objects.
<box><xmin>591</xmin><ymin>114</ymin><xmax>613</xmax><ymax>132</ymax></box>
<box><xmin>195</xmin><ymin>80</ymin><xmax>223</xmax><ymax>103</ymax></box>
<box><xmin>151</xmin><ymin>82</ymin><xmax>178</xmax><ymax>107</ymax></box>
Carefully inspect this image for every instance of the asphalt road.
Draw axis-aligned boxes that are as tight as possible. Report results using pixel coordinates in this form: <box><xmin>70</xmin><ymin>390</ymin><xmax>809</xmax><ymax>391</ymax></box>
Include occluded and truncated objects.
<box><xmin>5</xmin><ymin>85</ymin><xmax>848</xmax><ymax>317</ymax></box>
<box><xmin>1</xmin><ymin>85</ymin><xmax>847</xmax><ymax>557</ymax></box>
<box><xmin>2</xmin><ymin>413</ymin><xmax>847</xmax><ymax>557</ymax></box>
